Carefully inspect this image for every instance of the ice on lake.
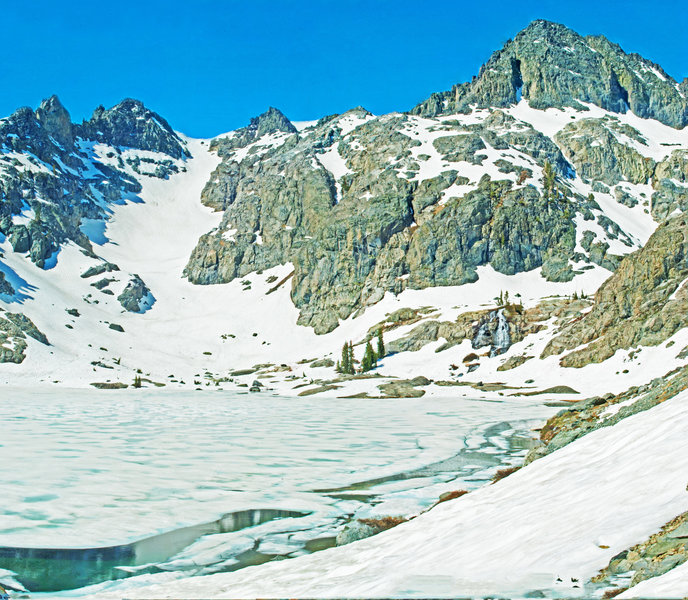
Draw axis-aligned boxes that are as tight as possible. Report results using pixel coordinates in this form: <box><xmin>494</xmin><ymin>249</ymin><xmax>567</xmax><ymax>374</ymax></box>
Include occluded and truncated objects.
<box><xmin>0</xmin><ymin>388</ymin><xmax>559</xmax><ymax>593</ymax></box>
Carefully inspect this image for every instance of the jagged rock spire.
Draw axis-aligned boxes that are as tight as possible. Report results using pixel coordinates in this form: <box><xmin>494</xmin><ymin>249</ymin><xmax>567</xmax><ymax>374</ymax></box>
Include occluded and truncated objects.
<box><xmin>35</xmin><ymin>95</ymin><xmax>73</xmax><ymax>147</ymax></box>
<box><xmin>248</xmin><ymin>106</ymin><xmax>297</xmax><ymax>138</ymax></box>
<box><xmin>77</xmin><ymin>98</ymin><xmax>189</xmax><ymax>159</ymax></box>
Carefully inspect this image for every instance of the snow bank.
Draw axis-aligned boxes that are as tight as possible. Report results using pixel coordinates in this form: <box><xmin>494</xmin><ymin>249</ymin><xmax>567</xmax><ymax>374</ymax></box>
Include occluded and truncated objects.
<box><xmin>619</xmin><ymin>560</ymin><xmax>688</xmax><ymax>598</ymax></box>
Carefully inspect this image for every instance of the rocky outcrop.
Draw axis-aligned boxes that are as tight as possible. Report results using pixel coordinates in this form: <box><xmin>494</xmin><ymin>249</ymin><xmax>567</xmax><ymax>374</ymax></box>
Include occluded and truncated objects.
<box><xmin>471</xmin><ymin>110</ymin><xmax>573</xmax><ymax>176</ymax></box>
<box><xmin>385</xmin><ymin>298</ymin><xmax>590</xmax><ymax>357</ymax></box>
<box><xmin>117</xmin><ymin>275</ymin><xmax>154</xmax><ymax>313</ymax></box>
<box><xmin>411</xmin><ymin>20</ymin><xmax>688</xmax><ymax>129</ymax></box>
<box><xmin>76</xmin><ymin>98</ymin><xmax>189</xmax><ymax>159</ymax></box>
<box><xmin>497</xmin><ymin>354</ymin><xmax>533</xmax><ymax>371</ymax></box>
<box><xmin>210</xmin><ymin>106</ymin><xmax>297</xmax><ymax>156</ymax></box>
<box><xmin>0</xmin><ymin>310</ymin><xmax>49</xmax><ymax>363</ymax></box>
<box><xmin>35</xmin><ymin>95</ymin><xmax>73</xmax><ymax>147</ymax></box>
<box><xmin>593</xmin><ymin>510</ymin><xmax>688</xmax><ymax>591</ymax></box>
<box><xmin>0</xmin><ymin>272</ymin><xmax>14</xmax><ymax>296</ymax></box>
<box><xmin>378</xmin><ymin>376</ymin><xmax>430</xmax><ymax>397</ymax></box>
<box><xmin>81</xmin><ymin>262</ymin><xmax>120</xmax><ymax>279</ymax></box>
<box><xmin>433</xmin><ymin>133</ymin><xmax>485</xmax><ymax>164</ymax></box>
<box><xmin>651</xmin><ymin>149</ymin><xmax>688</xmax><ymax>219</ymax></box>
<box><xmin>555</xmin><ymin>117</ymin><xmax>655</xmax><ymax>185</ymax></box>
<box><xmin>336</xmin><ymin>516</ymin><xmax>407</xmax><ymax>546</ymax></box>
<box><xmin>526</xmin><ymin>365</ymin><xmax>688</xmax><ymax>463</ymax></box>
<box><xmin>5</xmin><ymin>221</ymin><xmax>57</xmax><ymax>268</ymax></box>
<box><xmin>542</xmin><ymin>214</ymin><xmax>688</xmax><ymax>367</ymax></box>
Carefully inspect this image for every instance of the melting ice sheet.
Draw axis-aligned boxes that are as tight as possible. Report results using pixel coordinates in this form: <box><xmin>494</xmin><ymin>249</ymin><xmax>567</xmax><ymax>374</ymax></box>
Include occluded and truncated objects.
<box><xmin>0</xmin><ymin>388</ymin><xmax>559</xmax><ymax>592</ymax></box>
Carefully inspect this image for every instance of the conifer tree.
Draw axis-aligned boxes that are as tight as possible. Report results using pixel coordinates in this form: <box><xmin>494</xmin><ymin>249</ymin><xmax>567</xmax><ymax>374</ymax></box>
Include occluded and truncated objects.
<box><xmin>376</xmin><ymin>328</ymin><xmax>385</xmax><ymax>360</ymax></box>
<box><xmin>348</xmin><ymin>341</ymin><xmax>355</xmax><ymax>374</ymax></box>
<box><xmin>340</xmin><ymin>342</ymin><xmax>350</xmax><ymax>374</ymax></box>
<box><xmin>361</xmin><ymin>341</ymin><xmax>376</xmax><ymax>372</ymax></box>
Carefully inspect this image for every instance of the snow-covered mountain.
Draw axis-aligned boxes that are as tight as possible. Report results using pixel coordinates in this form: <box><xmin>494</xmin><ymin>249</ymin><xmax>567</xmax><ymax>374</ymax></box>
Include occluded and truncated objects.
<box><xmin>1</xmin><ymin>21</ymin><xmax>686</xmax><ymax>401</ymax></box>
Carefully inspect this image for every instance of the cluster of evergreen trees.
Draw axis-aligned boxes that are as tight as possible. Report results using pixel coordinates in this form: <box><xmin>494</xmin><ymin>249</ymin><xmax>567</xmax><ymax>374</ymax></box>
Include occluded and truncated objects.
<box><xmin>542</xmin><ymin>160</ymin><xmax>572</xmax><ymax>204</ymax></box>
<box><xmin>542</xmin><ymin>160</ymin><xmax>556</xmax><ymax>198</ymax></box>
<box><xmin>336</xmin><ymin>329</ymin><xmax>385</xmax><ymax>374</ymax></box>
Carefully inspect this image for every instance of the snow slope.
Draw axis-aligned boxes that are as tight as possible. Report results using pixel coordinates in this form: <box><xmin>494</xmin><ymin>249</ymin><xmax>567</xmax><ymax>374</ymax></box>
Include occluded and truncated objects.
<box><xmin>619</xmin><ymin>560</ymin><xmax>688</xmax><ymax>598</ymax></box>
<box><xmin>70</xmin><ymin>386</ymin><xmax>688</xmax><ymax>599</ymax></box>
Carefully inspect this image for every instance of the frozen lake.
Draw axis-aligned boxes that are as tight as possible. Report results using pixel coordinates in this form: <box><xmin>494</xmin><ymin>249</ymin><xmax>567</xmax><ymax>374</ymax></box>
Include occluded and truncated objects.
<box><xmin>0</xmin><ymin>388</ymin><xmax>560</xmax><ymax>593</ymax></box>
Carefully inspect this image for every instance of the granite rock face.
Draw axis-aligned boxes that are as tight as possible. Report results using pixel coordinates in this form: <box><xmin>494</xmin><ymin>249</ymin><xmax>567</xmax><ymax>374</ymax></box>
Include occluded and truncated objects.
<box><xmin>0</xmin><ymin>311</ymin><xmax>49</xmax><ymax>363</ymax></box>
<box><xmin>542</xmin><ymin>214</ymin><xmax>688</xmax><ymax>367</ymax></box>
<box><xmin>651</xmin><ymin>150</ymin><xmax>688</xmax><ymax>219</ymax></box>
<box><xmin>35</xmin><ymin>95</ymin><xmax>74</xmax><ymax>148</ymax></box>
<box><xmin>180</xmin><ymin>21</ymin><xmax>688</xmax><ymax>334</ymax></box>
<box><xmin>555</xmin><ymin>117</ymin><xmax>655</xmax><ymax>185</ymax></box>
<box><xmin>185</xmin><ymin>103</ymin><xmax>604</xmax><ymax>333</ymax></box>
<box><xmin>411</xmin><ymin>20</ymin><xmax>688</xmax><ymax>129</ymax></box>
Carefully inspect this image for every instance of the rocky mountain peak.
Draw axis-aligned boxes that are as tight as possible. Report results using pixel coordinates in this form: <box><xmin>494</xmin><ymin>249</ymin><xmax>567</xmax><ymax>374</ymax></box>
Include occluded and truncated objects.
<box><xmin>248</xmin><ymin>106</ymin><xmax>297</xmax><ymax>138</ymax></box>
<box><xmin>210</xmin><ymin>107</ymin><xmax>297</xmax><ymax>155</ymax></box>
<box><xmin>35</xmin><ymin>95</ymin><xmax>73</xmax><ymax>148</ymax></box>
<box><xmin>514</xmin><ymin>19</ymin><xmax>578</xmax><ymax>43</ymax></box>
<box><xmin>77</xmin><ymin>98</ymin><xmax>189</xmax><ymax>159</ymax></box>
<box><xmin>412</xmin><ymin>19</ymin><xmax>688</xmax><ymax>129</ymax></box>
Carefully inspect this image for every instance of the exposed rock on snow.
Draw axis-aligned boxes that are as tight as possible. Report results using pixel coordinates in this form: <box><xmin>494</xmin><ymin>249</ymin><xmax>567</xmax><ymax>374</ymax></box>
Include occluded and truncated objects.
<box><xmin>543</xmin><ymin>214</ymin><xmax>688</xmax><ymax>367</ymax></box>
<box><xmin>117</xmin><ymin>274</ymin><xmax>154</xmax><ymax>313</ymax></box>
<box><xmin>77</xmin><ymin>98</ymin><xmax>190</xmax><ymax>159</ymax></box>
<box><xmin>0</xmin><ymin>311</ymin><xmax>48</xmax><ymax>363</ymax></box>
<box><xmin>525</xmin><ymin>364</ymin><xmax>688</xmax><ymax>463</ymax></box>
<box><xmin>0</xmin><ymin>271</ymin><xmax>14</xmax><ymax>296</ymax></box>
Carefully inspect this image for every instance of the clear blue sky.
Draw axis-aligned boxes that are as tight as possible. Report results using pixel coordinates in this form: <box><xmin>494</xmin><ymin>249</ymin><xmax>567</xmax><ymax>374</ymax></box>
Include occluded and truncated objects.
<box><xmin>2</xmin><ymin>0</ymin><xmax>686</xmax><ymax>137</ymax></box>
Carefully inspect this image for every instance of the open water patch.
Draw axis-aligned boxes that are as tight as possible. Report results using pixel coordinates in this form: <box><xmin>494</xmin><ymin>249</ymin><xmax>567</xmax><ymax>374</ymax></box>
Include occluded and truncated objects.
<box><xmin>0</xmin><ymin>508</ymin><xmax>307</xmax><ymax>592</ymax></box>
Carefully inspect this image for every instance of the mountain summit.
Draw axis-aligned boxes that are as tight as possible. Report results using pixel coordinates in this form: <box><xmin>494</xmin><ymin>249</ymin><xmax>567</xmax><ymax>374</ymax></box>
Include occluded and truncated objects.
<box><xmin>77</xmin><ymin>98</ymin><xmax>190</xmax><ymax>159</ymax></box>
<box><xmin>413</xmin><ymin>19</ymin><xmax>688</xmax><ymax>128</ymax></box>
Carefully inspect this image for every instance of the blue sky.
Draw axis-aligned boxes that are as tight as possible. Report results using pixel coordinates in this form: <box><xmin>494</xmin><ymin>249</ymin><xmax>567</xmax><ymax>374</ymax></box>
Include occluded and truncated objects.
<box><xmin>2</xmin><ymin>0</ymin><xmax>686</xmax><ymax>137</ymax></box>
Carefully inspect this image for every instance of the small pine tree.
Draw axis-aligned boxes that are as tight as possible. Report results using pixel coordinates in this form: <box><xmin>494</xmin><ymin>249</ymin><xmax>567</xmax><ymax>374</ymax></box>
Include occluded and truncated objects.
<box><xmin>504</xmin><ymin>290</ymin><xmax>509</xmax><ymax>305</ymax></box>
<box><xmin>348</xmin><ymin>341</ymin><xmax>355</xmax><ymax>374</ymax></box>
<box><xmin>494</xmin><ymin>291</ymin><xmax>504</xmax><ymax>306</ymax></box>
<box><xmin>340</xmin><ymin>342</ymin><xmax>350</xmax><ymax>374</ymax></box>
<box><xmin>376</xmin><ymin>328</ymin><xmax>385</xmax><ymax>360</ymax></box>
<box><xmin>133</xmin><ymin>375</ymin><xmax>142</xmax><ymax>388</ymax></box>
<box><xmin>335</xmin><ymin>360</ymin><xmax>341</xmax><ymax>373</ymax></box>
<box><xmin>361</xmin><ymin>341</ymin><xmax>376</xmax><ymax>372</ymax></box>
